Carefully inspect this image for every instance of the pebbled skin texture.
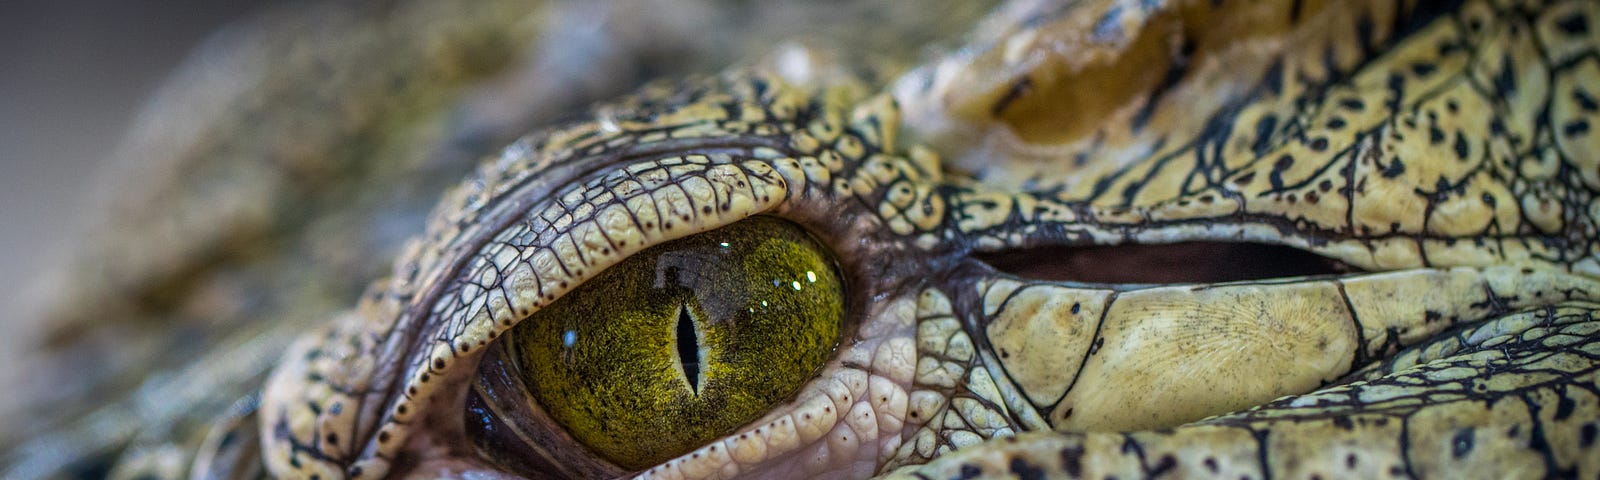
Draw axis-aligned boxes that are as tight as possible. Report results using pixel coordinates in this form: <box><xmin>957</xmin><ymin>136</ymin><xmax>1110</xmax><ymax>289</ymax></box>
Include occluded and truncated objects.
<box><xmin>5</xmin><ymin>0</ymin><xmax>1600</xmax><ymax>478</ymax></box>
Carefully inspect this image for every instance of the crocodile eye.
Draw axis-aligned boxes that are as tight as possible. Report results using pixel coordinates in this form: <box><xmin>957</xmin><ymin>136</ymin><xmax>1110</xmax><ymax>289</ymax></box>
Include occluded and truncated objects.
<box><xmin>494</xmin><ymin>215</ymin><xmax>843</xmax><ymax>470</ymax></box>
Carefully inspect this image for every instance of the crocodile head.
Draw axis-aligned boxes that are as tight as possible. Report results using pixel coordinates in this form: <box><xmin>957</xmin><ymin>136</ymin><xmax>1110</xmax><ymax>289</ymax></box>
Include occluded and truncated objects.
<box><xmin>7</xmin><ymin>0</ymin><xmax>1600</xmax><ymax>478</ymax></box>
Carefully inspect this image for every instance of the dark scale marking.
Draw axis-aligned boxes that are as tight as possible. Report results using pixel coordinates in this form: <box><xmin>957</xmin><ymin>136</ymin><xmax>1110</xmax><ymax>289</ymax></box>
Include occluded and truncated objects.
<box><xmin>1060</xmin><ymin>443</ymin><xmax>1087</xmax><ymax>477</ymax></box>
<box><xmin>1556</xmin><ymin>12</ymin><xmax>1589</xmax><ymax>35</ymax></box>
<box><xmin>1451</xmin><ymin>428</ymin><xmax>1474</xmax><ymax>457</ymax></box>
<box><xmin>1554</xmin><ymin>394</ymin><xmax>1575</xmax><ymax>420</ymax></box>
<box><xmin>1134</xmin><ymin>38</ymin><xmax>1197</xmax><ymax>130</ymax></box>
<box><xmin>1565</xmin><ymin>120</ymin><xmax>1590</xmax><ymax>137</ymax></box>
<box><xmin>1270</xmin><ymin>155</ymin><xmax>1295</xmax><ymax>189</ymax></box>
<box><xmin>1253</xmin><ymin>114</ymin><xmax>1280</xmax><ymax>156</ymax></box>
<box><xmin>1356</xmin><ymin>10</ymin><xmax>1377</xmax><ymax>54</ymax></box>
<box><xmin>1581</xmin><ymin>423</ymin><xmax>1597</xmax><ymax>447</ymax></box>
<box><xmin>1333</xmin><ymin>415</ymin><xmax>1355</xmax><ymax>430</ymax></box>
<box><xmin>991</xmin><ymin>77</ymin><xmax>1033</xmax><ymax>116</ymax></box>
<box><xmin>1149</xmin><ymin>454</ymin><xmax>1177</xmax><ymax>476</ymax></box>
<box><xmin>1387</xmin><ymin>73</ymin><xmax>1406</xmax><ymax>111</ymax></box>
<box><xmin>1382</xmin><ymin>158</ymin><xmax>1407</xmax><ymax>178</ymax></box>
<box><xmin>1453</xmin><ymin>131</ymin><xmax>1469</xmax><ymax>160</ymax></box>
<box><xmin>1009</xmin><ymin>457</ymin><xmax>1046</xmax><ymax>480</ymax></box>
<box><xmin>1574</xmin><ymin>88</ymin><xmax>1599</xmax><ymax>112</ymax></box>
<box><xmin>1261</xmin><ymin>59</ymin><xmax>1286</xmax><ymax>97</ymax></box>
<box><xmin>1493</xmin><ymin>54</ymin><xmax>1516</xmax><ymax>96</ymax></box>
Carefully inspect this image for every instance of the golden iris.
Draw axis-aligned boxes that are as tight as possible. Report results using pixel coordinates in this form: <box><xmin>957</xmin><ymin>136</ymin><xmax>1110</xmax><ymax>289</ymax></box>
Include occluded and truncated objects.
<box><xmin>505</xmin><ymin>216</ymin><xmax>842</xmax><ymax>469</ymax></box>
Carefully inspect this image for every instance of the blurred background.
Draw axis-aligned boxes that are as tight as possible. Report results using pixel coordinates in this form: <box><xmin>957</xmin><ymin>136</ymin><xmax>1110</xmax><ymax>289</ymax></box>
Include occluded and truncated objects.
<box><xmin>0</xmin><ymin>0</ymin><xmax>284</xmax><ymax>330</ymax></box>
<box><xmin>0</xmin><ymin>1</ymin><xmax>287</xmax><ymax>421</ymax></box>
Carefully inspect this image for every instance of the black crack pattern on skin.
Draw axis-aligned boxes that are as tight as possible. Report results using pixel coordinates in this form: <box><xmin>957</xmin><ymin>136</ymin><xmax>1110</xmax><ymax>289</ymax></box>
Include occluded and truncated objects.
<box><xmin>891</xmin><ymin>304</ymin><xmax>1600</xmax><ymax>479</ymax></box>
<box><xmin>882</xmin><ymin>0</ymin><xmax>1599</xmax><ymax>477</ymax></box>
<box><xmin>907</xmin><ymin>0</ymin><xmax>1598</xmax><ymax>279</ymax></box>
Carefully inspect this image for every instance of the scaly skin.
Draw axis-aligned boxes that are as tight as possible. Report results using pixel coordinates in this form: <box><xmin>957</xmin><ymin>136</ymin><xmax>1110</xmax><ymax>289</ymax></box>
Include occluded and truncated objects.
<box><xmin>8</xmin><ymin>0</ymin><xmax>1600</xmax><ymax>478</ymax></box>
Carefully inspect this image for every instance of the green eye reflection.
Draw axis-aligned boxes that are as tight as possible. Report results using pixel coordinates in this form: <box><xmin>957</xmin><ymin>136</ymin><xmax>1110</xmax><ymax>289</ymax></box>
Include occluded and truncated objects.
<box><xmin>504</xmin><ymin>216</ymin><xmax>843</xmax><ymax>469</ymax></box>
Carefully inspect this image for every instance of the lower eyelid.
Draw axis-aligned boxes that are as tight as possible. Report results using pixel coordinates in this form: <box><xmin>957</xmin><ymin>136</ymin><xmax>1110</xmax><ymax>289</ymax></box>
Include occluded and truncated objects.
<box><xmin>467</xmin><ymin>348</ymin><xmax>626</xmax><ymax>479</ymax></box>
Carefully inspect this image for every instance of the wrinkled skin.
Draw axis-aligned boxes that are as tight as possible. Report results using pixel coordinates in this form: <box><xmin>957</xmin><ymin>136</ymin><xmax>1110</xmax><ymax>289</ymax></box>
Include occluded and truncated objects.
<box><xmin>5</xmin><ymin>0</ymin><xmax>1600</xmax><ymax>478</ymax></box>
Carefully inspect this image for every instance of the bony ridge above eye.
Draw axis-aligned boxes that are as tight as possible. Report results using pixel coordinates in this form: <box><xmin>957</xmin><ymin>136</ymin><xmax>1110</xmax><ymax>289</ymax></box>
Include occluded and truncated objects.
<box><xmin>494</xmin><ymin>215</ymin><xmax>844</xmax><ymax>469</ymax></box>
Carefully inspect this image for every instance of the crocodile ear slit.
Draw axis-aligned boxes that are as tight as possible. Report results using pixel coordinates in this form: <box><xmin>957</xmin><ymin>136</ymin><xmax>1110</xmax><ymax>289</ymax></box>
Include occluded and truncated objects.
<box><xmin>975</xmin><ymin>241</ymin><xmax>1358</xmax><ymax>285</ymax></box>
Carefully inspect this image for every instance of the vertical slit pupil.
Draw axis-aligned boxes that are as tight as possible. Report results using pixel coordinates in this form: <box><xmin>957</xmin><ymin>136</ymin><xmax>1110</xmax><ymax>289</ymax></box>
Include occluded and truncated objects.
<box><xmin>676</xmin><ymin>304</ymin><xmax>700</xmax><ymax>394</ymax></box>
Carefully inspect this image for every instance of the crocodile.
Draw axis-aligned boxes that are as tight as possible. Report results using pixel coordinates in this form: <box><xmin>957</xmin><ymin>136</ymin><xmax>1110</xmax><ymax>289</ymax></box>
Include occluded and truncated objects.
<box><xmin>4</xmin><ymin>0</ymin><xmax>1599</xmax><ymax>478</ymax></box>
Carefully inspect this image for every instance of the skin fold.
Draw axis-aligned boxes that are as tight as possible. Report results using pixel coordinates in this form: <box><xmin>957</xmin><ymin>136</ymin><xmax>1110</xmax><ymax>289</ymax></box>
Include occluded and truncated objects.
<box><xmin>4</xmin><ymin>0</ymin><xmax>1598</xmax><ymax>478</ymax></box>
